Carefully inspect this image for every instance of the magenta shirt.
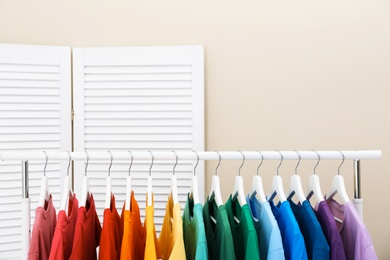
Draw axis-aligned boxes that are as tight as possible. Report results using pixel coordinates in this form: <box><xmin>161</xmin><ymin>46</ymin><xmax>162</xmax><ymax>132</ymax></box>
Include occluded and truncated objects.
<box><xmin>326</xmin><ymin>199</ymin><xmax>378</xmax><ymax>260</ymax></box>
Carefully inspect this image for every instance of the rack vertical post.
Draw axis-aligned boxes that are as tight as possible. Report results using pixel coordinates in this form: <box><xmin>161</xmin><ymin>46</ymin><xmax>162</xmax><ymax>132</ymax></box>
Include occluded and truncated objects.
<box><xmin>353</xmin><ymin>159</ymin><xmax>363</xmax><ymax>219</ymax></box>
<box><xmin>21</xmin><ymin>161</ymin><xmax>30</xmax><ymax>259</ymax></box>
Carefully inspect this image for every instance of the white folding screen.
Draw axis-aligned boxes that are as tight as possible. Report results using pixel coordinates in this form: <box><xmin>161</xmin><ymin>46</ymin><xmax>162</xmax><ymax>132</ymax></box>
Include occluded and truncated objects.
<box><xmin>0</xmin><ymin>44</ymin><xmax>71</xmax><ymax>259</ymax></box>
<box><xmin>73</xmin><ymin>46</ymin><xmax>204</xmax><ymax>231</ymax></box>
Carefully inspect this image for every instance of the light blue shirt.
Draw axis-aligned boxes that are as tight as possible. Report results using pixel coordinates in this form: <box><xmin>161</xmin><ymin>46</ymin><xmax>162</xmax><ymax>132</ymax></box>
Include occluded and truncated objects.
<box><xmin>246</xmin><ymin>194</ymin><xmax>285</xmax><ymax>260</ymax></box>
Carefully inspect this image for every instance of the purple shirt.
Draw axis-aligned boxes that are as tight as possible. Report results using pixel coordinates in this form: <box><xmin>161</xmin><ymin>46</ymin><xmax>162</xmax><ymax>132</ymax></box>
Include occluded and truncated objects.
<box><xmin>326</xmin><ymin>199</ymin><xmax>378</xmax><ymax>260</ymax></box>
<box><xmin>314</xmin><ymin>201</ymin><xmax>346</xmax><ymax>260</ymax></box>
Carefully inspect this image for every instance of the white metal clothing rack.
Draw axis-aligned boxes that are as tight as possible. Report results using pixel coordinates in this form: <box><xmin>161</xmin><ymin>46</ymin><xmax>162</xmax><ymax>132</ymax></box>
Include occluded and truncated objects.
<box><xmin>2</xmin><ymin>150</ymin><xmax>380</xmax><ymax>259</ymax></box>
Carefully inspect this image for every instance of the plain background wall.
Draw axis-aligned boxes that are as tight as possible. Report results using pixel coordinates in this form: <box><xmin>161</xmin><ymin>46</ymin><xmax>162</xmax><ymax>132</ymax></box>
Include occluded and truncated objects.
<box><xmin>1</xmin><ymin>0</ymin><xmax>389</xmax><ymax>258</ymax></box>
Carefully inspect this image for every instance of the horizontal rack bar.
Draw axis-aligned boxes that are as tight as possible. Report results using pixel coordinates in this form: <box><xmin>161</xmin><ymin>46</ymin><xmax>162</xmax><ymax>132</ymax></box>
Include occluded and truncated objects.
<box><xmin>0</xmin><ymin>150</ymin><xmax>382</xmax><ymax>161</ymax></box>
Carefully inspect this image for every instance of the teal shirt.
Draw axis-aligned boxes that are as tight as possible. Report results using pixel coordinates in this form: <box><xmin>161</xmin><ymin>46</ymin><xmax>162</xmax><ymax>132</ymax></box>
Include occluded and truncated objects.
<box><xmin>183</xmin><ymin>194</ymin><xmax>208</xmax><ymax>260</ymax></box>
<box><xmin>203</xmin><ymin>196</ymin><xmax>236</xmax><ymax>260</ymax></box>
<box><xmin>225</xmin><ymin>195</ymin><xmax>260</xmax><ymax>260</ymax></box>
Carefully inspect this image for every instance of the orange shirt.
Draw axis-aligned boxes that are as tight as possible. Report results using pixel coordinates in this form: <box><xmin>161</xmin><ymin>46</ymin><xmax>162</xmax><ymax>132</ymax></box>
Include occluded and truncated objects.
<box><xmin>144</xmin><ymin>194</ymin><xmax>162</xmax><ymax>260</ymax></box>
<box><xmin>99</xmin><ymin>195</ymin><xmax>122</xmax><ymax>260</ymax></box>
<box><xmin>158</xmin><ymin>195</ymin><xmax>186</xmax><ymax>260</ymax></box>
<box><xmin>120</xmin><ymin>191</ymin><xmax>145</xmax><ymax>260</ymax></box>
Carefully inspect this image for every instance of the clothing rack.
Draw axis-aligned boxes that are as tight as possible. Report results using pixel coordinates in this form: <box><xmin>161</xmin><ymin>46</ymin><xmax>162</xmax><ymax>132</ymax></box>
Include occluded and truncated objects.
<box><xmin>2</xmin><ymin>150</ymin><xmax>380</xmax><ymax>258</ymax></box>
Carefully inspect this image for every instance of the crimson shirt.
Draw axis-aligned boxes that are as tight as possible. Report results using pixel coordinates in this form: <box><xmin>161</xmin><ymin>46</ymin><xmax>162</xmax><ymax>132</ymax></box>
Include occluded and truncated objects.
<box><xmin>69</xmin><ymin>193</ymin><xmax>101</xmax><ymax>260</ymax></box>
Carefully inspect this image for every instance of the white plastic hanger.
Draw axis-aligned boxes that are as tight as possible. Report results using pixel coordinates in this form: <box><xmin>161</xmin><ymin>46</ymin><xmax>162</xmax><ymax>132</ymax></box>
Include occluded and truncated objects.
<box><xmin>250</xmin><ymin>151</ymin><xmax>266</xmax><ymax>203</ymax></box>
<box><xmin>232</xmin><ymin>151</ymin><xmax>247</xmax><ymax>206</ymax></box>
<box><xmin>268</xmin><ymin>151</ymin><xmax>287</xmax><ymax>203</ymax></box>
<box><xmin>146</xmin><ymin>151</ymin><xmax>154</xmax><ymax>207</ymax></box>
<box><xmin>325</xmin><ymin>151</ymin><xmax>350</xmax><ymax>204</ymax></box>
<box><xmin>306</xmin><ymin>151</ymin><xmax>324</xmax><ymax>203</ymax></box>
<box><xmin>286</xmin><ymin>151</ymin><xmax>306</xmax><ymax>204</ymax></box>
<box><xmin>170</xmin><ymin>151</ymin><xmax>179</xmax><ymax>205</ymax></box>
<box><xmin>60</xmin><ymin>152</ymin><xmax>74</xmax><ymax>214</ymax></box>
<box><xmin>208</xmin><ymin>151</ymin><xmax>223</xmax><ymax>207</ymax></box>
<box><xmin>190</xmin><ymin>151</ymin><xmax>200</xmax><ymax>205</ymax></box>
<box><xmin>80</xmin><ymin>151</ymin><xmax>90</xmax><ymax>208</ymax></box>
<box><xmin>125</xmin><ymin>151</ymin><xmax>133</xmax><ymax>211</ymax></box>
<box><xmin>38</xmin><ymin>151</ymin><xmax>50</xmax><ymax>208</ymax></box>
<box><xmin>104</xmin><ymin>151</ymin><xmax>113</xmax><ymax>210</ymax></box>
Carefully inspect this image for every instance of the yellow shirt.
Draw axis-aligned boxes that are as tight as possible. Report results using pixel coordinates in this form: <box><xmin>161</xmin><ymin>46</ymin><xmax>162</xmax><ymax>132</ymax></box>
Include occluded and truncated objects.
<box><xmin>158</xmin><ymin>195</ymin><xmax>186</xmax><ymax>260</ymax></box>
<box><xmin>144</xmin><ymin>194</ymin><xmax>162</xmax><ymax>260</ymax></box>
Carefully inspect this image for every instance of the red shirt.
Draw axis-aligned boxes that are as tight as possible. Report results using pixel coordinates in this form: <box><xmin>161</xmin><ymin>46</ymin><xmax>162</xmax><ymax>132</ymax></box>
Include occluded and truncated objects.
<box><xmin>99</xmin><ymin>195</ymin><xmax>123</xmax><ymax>260</ymax></box>
<box><xmin>28</xmin><ymin>195</ymin><xmax>57</xmax><ymax>260</ymax></box>
<box><xmin>49</xmin><ymin>194</ymin><xmax>78</xmax><ymax>260</ymax></box>
<box><xmin>69</xmin><ymin>193</ymin><xmax>101</xmax><ymax>260</ymax></box>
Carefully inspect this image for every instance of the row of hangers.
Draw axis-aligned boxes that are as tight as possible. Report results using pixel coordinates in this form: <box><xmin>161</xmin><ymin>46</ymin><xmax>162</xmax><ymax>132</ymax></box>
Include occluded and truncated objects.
<box><xmin>208</xmin><ymin>150</ymin><xmax>350</xmax><ymax>209</ymax></box>
<box><xmin>39</xmin><ymin>150</ymin><xmax>350</xmax><ymax>217</ymax></box>
<box><xmin>39</xmin><ymin>150</ymin><xmax>200</xmax><ymax>217</ymax></box>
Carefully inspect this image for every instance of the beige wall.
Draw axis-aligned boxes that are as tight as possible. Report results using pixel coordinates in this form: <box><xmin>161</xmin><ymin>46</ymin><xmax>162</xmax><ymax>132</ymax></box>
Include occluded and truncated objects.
<box><xmin>1</xmin><ymin>0</ymin><xmax>389</xmax><ymax>258</ymax></box>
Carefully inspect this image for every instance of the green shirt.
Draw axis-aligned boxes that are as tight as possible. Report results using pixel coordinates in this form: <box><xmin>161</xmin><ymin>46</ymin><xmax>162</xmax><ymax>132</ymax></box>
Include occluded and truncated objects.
<box><xmin>203</xmin><ymin>196</ymin><xmax>236</xmax><ymax>260</ymax></box>
<box><xmin>183</xmin><ymin>194</ymin><xmax>208</xmax><ymax>260</ymax></box>
<box><xmin>225</xmin><ymin>195</ymin><xmax>260</xmax><ymax>260</ymax></box>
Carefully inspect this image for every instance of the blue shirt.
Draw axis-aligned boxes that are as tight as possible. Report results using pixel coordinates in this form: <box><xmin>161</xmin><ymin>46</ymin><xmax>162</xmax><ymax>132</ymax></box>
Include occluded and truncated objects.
<box><xmin>289</xmin><ymin>199</ymin><xmax>330</xmax><ymax>260</ymax></box>
<box><xmin>246</xmin><ymin>195</ymin><xmax>285</xmax><ymax>260</ymax></box>
<box><xmin>269</xmin><ymin>200</ymin><xmax>308</xmax><ymax>260</ymax></box>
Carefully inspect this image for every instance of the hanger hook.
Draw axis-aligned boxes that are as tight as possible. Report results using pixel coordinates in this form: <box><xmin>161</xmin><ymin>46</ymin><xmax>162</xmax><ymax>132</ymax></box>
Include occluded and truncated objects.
<box><xmin>43</xmin><ymin>151</ymin><xmax>48</xmax><ymax>177</ymax></box>
<box><xmin>67</xmin><ymin>151</ymin><xmax>71</xmax><ymax>176</ymax></box>
<box><xmin>294</xmin><ymin>150</ymin><xmax>301</xmax><ymax>175</ymax></box>
<box><xmin>276</xmin><ymin>150</ymin><xmax>283</xmax><ymax>176</ymax></box>
<box><xmin>337</xmin><ymin>150</ymin><xmax>345</xmax><ymax>175</ymax></box>
<box><xmin>312</xmin><ymin>150</ymin><xmax>320</xmax><ymax>175</ymax></box>
<box><xmin>84</xmin><ymin>151</ymin><xmax>89</xmax><ymax>177</ymax></box>
<box><xmin>148</xmin><ymin>151</ymin><xmax>154</xmax><ymax>177</ymax></box>
<box><xmin>193</xmin><ymin>150</ymin><xmax>199</xmax><ymax>176</ymax></box>
<box><xmin>256</xmin><ymin>150</ymin><xmax>264</xmax><ymax>176</ymax></box>
<box><xmin>172</xmin><ymin>151</ymin><xmax>178</xmax><ymax>175</ymax></box>
<box><xmin>128</xmin><ymin>151</ymin><xmax>133</xmax><ymax>177</ymax></box>
<box><xmin>108</xmin><ymin>151</ymin><xmax>113</xmax><ymax>177</ymax></box>
<box><xmin>238</xmin><ymin>151</ymin><xmax>245</xmax><ymax>176</ymax></box>
<box><xmin>215</xmin><ymin>151</ymin><xmax>221</xmax><ymax>176</ymax></box>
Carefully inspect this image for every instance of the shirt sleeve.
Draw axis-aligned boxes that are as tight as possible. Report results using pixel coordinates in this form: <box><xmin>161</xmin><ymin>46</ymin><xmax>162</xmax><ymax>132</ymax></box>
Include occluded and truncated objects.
<box><xmin>195</xmin><ymin>242</ymin><xmax>208</xmax><ymax>260</ymax></box>
<box><xmin>245</xmin><ymin>231</ymin><xmax>260</xmax><ymax>260</ymax></box>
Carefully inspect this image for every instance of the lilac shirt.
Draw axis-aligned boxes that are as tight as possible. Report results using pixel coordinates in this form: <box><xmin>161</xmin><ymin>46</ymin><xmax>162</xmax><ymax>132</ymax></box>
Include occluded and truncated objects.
<box><xmin>314</xmin><ymin>201</ymin><xmax>346</xmax><ymax>260</ymax></box>
<box><xmin>326</xmin><ymin>199</ymin><xmax>378</xmax><ymax>260</ymax></box>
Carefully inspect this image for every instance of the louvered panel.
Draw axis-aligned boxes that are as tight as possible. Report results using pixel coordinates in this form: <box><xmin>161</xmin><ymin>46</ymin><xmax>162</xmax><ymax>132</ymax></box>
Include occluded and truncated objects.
<box><xmin>0</xmin><ymin>79</ymin><xmax>59</xmax><ymax>88</ymax></box>
<box><xmin>74</xmin><ymin>46</ymin><xmax>204</xmax><ymax>234</ymax></box>
<box><xmin>0</xmin><ymin>44</ymin><xmax>71</xmax><ymax>259</ymax></box>
<box><xmin>84</xmin><ymin>65</ymin><xmax>192</xmax><ymax>74</ymax></box>
<box><xmin>85</xmin><ymin>80</ymin><xmax>193</xmax><ymax>89</ymax></box>
<box><xmin>86</xmin><ymin>118</ymin><xmax>193</xmax><ymax>127</ymax></box>
<box><xmin>85</xmin><ymin>126</ymin><xmax>192</xmax><ymax>134</ymax></box>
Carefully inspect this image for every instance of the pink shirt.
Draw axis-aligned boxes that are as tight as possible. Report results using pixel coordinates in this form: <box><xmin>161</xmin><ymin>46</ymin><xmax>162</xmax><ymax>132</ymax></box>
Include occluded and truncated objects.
<box><xmin>28</xmin><ymin>195</ymin><xmax>57</xmax><ymax>260</ymax></box>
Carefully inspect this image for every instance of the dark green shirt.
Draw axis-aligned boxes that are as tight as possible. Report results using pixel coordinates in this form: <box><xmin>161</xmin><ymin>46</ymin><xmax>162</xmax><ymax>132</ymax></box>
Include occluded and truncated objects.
<box><xmin>225</xmin><ymin>195</ymin><xmax>260</xmax><ymax>260</ymax></box>
<box><xmin>203</xmin><ymin>196</ymin><xmax>236</xmax><ymax>260</ymax></box>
